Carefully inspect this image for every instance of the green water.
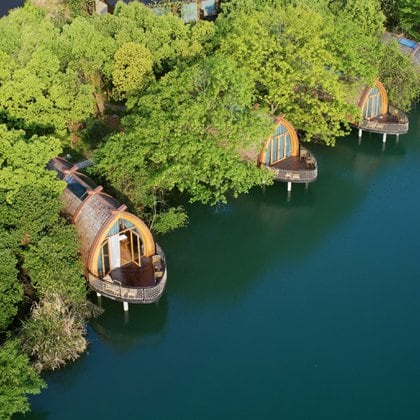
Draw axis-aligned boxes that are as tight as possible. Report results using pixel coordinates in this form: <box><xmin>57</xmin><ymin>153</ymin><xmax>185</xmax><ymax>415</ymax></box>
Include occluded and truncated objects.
<box><xmin>22</xmin><ymin>108</ymin><xmax>420</xmax><ymax>420</ymax></box>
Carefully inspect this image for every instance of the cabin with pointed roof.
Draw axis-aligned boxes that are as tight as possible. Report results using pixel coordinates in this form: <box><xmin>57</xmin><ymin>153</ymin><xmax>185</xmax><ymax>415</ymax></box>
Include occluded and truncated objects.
<box><xmin>257</xmin><ymin>116</ymin><xmax>318</xmax><ymax>189</ymax></box>
<box><xmin>354</xmin><ymin>80</ymin><xmax>409</xmax><ymax>140</ymax></box>
<box><xmin>48</xmin><ymin>157</ymin><xmax>167</xmax><ymax>307</ymax></box>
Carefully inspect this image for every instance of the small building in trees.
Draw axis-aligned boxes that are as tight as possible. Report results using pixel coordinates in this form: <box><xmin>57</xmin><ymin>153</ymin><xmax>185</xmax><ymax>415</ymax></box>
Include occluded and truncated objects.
<box><xmin>354</xmin><ymin>80</ymin><xmax>409</xmax><ymax>141</ymax></box>
<box><xmin>257</xmin><ymin>116</ymin><xmax>318</xmax><ymax>190</ymax></box>
<box><xmin>382</xmin><ymin>33</ymin><xmax>420</xmax><ymax>68</ymax></box>
<box><xmin>48</xmin><ymin>157</ymin><xmax>167</xmax><ymax>309</ymax></box>
<box><xmin>103</xmin><ymin>0</ymin><xmax>220</xmax><ymax>22</ymax></box>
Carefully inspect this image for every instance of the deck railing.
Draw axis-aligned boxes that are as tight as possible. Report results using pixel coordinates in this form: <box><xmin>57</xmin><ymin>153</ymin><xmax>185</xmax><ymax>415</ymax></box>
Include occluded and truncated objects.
<box><xmin>271</xmin><ymin>147</ymin><xmax>318</xmax><ymax>183</ymax></box>
<box><xmin>360</xmin><ymin>107</ymin><xmax>409</xmax><ymax>134</ymax></box>
<box><xmin>88</xmin><ymin>271</ymin><xmax>167</xmax><ymax>304</ymax></box>
<box><xmin>87</xmin><ymin>244</ymin><xmax>167</xmax><ymax>304</ymax></box>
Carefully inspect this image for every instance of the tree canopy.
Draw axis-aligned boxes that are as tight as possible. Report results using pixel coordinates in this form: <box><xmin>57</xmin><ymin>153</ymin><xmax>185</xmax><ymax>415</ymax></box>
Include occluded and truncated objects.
<box><xmin>0</xmin><ymin>0</ymin><xmax>418</xmax><ymax>414</ymax></box>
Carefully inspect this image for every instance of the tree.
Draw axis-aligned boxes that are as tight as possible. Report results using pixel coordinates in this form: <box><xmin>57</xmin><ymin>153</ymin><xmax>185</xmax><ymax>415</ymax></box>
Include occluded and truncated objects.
<box><xmin>381</xmin><ymin>0</ymin><xmax>420</xmax><ymax>39</ymax></box>
<box><xmin>112</xmin><ymin>42</ymin><xmax>154</xmax><ymax>100</ymax></box>
<box><xmin>0</xmin><ymin>339</ymin><xmax>45</xmax><ymax>418</ymax></box>
<box><xmin>0</xmin><ymin>242</ymin><xmax>22</xmax><ymax>333</ymax></box>
<box><xmin>0</xmin><ymin>6</ymin><xmax>96</xmax><ymax>135</ymax></box>
<box><xmin>94</xmin><ymin>54</ymin><xmax>274</xmax><ymax>231</ymax></box>
<box><xmin>217</xmin><ymin>1</ymin><xmax>360</xmax><ymax>144</ymax></box>
<box><xmin>379</xmin><ymin>41</ymin><xmax>420</xmax><ymax>111</ymax></box>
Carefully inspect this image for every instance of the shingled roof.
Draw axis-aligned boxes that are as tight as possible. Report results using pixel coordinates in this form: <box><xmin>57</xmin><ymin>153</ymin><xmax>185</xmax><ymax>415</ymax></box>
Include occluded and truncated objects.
<box><xmin>48</xmin><ymin>157</ymin><xmax>134</xmax><ymax>270</ymax></box>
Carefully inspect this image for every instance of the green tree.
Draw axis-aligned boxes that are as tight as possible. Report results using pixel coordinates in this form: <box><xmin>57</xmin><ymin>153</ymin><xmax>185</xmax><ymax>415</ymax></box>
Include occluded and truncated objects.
<box><xmin>0</xmin><ymin>6</ymin><xmax>96</xmax><ymax>136</ymax></box>
<box><xmin>0</xmin><ymin>242</ymin><xmax>22</xmax><ymax>333</ymax></box>
<box><xmin>379</xmin><ymin>41</ymin><xmax>420</xmax><ymax>111</ymax></box>
<box><xmin>95</xmin><ymin>54</ymin><xmax>273</xmax><ymax>231</ymax></box>
<box><xmin>112</xmin><ymin>42</ymin><xmax>154</xmax><ymax>100</ymax></box>
<box><xmin>217</xmin><ymin>1</ymin><xmax>360</xmax><ymax>144</ymax></box>
<box><xmin>381</xmin><ymin>0</ymin><xmax>420</xmax><ymax>39</ymax></box>
<box><xmin>0</xmin><ymin>339</ymin><xmax>45</xmax><ymax>418</ymax></box>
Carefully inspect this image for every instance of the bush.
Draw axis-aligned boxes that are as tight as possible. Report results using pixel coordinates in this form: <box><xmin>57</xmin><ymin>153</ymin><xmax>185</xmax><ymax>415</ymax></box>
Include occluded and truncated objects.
<box><xmin>0</xmin><ymin>339</ymin><xmax>45</xmax><ymax>418</ymax></box>
<box><xmin>19</xmin><ymin>295</ymin><xmax>87</xmax><ymax>371</ymax></box>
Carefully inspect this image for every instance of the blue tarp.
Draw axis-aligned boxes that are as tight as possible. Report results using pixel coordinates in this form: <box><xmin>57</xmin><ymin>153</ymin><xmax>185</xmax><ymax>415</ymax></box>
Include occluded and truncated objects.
<box><xmin>398</xmin><ymin>38</ymin><xmax>418</xmax><ymax>49</ymax></box>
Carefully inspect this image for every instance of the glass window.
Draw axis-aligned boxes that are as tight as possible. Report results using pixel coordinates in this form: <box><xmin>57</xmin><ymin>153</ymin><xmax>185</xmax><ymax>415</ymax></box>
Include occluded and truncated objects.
<box><xmin>64</xmin><ymin>175</ymin><xmax>88</xmax><ymax>200</ymax></box>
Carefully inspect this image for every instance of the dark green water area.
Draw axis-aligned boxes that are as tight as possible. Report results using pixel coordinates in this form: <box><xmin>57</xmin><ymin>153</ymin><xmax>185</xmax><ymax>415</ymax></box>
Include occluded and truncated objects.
<box><xmin>21</xmin><ymin>107</ymin><xmax>420</xmax><ymax>419</ymax></box>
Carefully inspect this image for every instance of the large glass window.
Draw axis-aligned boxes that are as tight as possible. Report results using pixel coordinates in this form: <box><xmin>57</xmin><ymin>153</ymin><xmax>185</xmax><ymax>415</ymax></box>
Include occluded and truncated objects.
<box><xmin>265</xmin><ymin>128</ymin><xmax>292</xmax><ymax>165</ymax></box>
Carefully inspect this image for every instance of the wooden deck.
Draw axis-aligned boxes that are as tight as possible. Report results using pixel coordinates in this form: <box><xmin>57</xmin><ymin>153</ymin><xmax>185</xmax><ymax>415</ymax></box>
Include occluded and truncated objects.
<box><xmin>268</xmin><ymin>147</ymin><xmax>318</xmax><ymax>183</ymax></box>
<box><xmin>87</xmin><ymin>245</ymin><xmax>167</xmax><ymax>304</ymax></box>
<box><xmin>109</xmin><ymin>259</ymin><xmax>156</xmax><ymax>288</ymax></box>
<box><xmin>359</xmin><ymin>108</ymin><xmax>409</xmax><ymax>135</ymax></box>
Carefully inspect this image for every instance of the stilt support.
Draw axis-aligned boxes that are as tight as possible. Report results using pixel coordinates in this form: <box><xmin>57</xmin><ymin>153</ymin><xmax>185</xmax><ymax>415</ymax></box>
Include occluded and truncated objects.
<box><xmin>382</xmin><ymin>133</ymin><xmax>387</xmax><ymax>143</ymax></box>
<box><xmin>123</xmin><ymin>301</ymin><xmax>129</xmax><ymax>312</ymax></box>
<box><xmin>96</xmin><ymin>292</ymin><xmax>101</xmax><ymax>297</ymax></box>
<box><xmin>305</xmin><ymin>182</ymin><xmax>308</xmax><ymax>191</ymax></box>
<box><xmin>358</xmin><ymin>128</ymin><xmax>362</xmax><ymax>138</ymax></box>
<box><xmin>287</xmin><ymin>182</ymin><xmax>292</xmax><ymax>192</ymax></box>
<box><xmin>396</xmin><ymin>134</ymin><xmax>399</xmax><ymax>143</ymax></box>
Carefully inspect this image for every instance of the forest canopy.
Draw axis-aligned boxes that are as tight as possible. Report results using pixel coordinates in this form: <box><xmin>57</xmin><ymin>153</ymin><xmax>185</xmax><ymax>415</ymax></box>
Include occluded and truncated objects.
<box><xmin>0</xmin><ymin>0</ymin><xmax>419</xmax><ymax>416</ymax></box>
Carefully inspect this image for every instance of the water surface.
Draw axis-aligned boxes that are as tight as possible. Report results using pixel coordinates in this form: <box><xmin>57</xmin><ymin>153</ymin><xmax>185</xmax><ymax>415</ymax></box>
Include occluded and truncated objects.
<box><xmin>0</xmin><ymin>0</ymin><xmax>24</xmax><ymax>17</ymax></box>
<box><xmin>18</xmin><ymin>107</ymin><xmax>420</xmax><ymax>420</ymax></box>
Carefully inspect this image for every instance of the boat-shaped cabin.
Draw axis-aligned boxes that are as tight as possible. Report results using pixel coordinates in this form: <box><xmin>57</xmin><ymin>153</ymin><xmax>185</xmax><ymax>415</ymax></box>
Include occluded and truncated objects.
<box><xmin>257</xmin><ymin>116</ymin><xmax>318</xmax><ymax>190</ymax></box>
<box><xmin>355</xmin><ymin>80</ymin><xmax>409</xmax><ymax>141</ymax></box>
<box><xmin>48</xmin><ymin>157</ymin><xmax>167</xmax><ymax>308</ymax></box>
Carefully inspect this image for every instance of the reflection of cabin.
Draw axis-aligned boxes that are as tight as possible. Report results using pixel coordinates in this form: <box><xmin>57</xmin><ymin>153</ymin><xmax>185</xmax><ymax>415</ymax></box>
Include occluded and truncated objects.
<box><xmin>48</xmin><ymin>157</ymin><xmax>167</xmax><ymax>310</ymax></box>
<box><xmin>102</xmin><ymin>0</ymin><xmax>220</xmax><ymax>23</ymax></box>
<box><xmin>355</xmin><ymin>80</ymin><xmax>409</xmax><ymax>142</ymax></box>
<box><xmin>257</xmin><ymin>116</ymin><xmax>318</xmax><ymax>191</ymax></box>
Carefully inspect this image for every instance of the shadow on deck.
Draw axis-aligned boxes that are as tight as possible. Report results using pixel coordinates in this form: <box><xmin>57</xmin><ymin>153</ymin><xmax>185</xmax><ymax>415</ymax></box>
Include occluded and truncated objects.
<box><xmin>359</xmin><ymin>107</ymin><xmax>409</xmax><ymax>135</ymax></box>
<box><xmin>268</xmin><ymin>147</ymin><xmax>318</xmax><ymax>183</ymax></box>
<box><xmin>110</xmin><ymin>259</ymin><xmax>155</xmax><ymax>288</ymax></box>
<box><xmin>88</xmin><ymin>245</ymin><xmax>167</xmax><ymax>304</ymax></box>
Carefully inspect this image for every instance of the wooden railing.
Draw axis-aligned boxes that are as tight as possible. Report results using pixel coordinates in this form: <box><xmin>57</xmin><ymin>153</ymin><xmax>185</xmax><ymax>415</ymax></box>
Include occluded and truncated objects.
<box><xmin>88</xmin><ymin>271</ymin><xmax>167</xmax><ymax>304</ymax></box>
<box><xmin>272</xmin><ymin>147</ymin><xmax>318</xmax><ymax>183</ymax></box>
<box><xmin>360</xmin><ymin>107</ymin><xmax>409</xmax><ymax>134</ymax></box>
<box><xmin>87</xmin><ymin>244</ymin><xmax>167</xmax><ymax>304</ymax></box>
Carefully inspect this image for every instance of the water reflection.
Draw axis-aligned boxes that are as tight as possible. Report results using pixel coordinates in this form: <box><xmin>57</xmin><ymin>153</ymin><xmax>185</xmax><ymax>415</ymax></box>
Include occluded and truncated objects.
<box><xmin>161</xmin><ymin>129</ymin><xmax>406</xmax><ymax>305</ymax></box>
<box><xmin>89</xmin><ymin>294</ymin><xmax>169</xmax><ymax>352</ymax></box>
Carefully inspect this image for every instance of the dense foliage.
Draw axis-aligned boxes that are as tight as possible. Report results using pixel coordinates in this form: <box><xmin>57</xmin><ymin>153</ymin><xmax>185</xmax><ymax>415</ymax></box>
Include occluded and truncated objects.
<box><xmin>381</xmin><ymin>0</ymin><xmax>420</xmax><ymax>39</ymax></box>
<box><xmin>0</xmin><ymin>0</ymin><xmax>418</xmax><ymax>416</ymax></box>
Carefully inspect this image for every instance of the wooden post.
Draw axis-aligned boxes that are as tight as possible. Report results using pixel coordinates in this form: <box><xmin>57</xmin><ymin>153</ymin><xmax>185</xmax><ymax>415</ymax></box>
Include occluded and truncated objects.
<box><xmin>382</xmin><ymin>133</ymin><xmax>387</xmax><ymax>143</ymax></box>
<box><xmin>305</xmin><ymin>182</ymin><xmax>308</xmax><ymax>191</ymax></box>
<box><xmin>287</xmin><ymin>182</ymin><xmax>292</xmax><ymax>192</ymax></box>
<box><xmin>396</xmin><ymin>134</ymin><xmax>399</xmax><ymax>143</ymax></box>
<box><xmin>358</xmin><ymin>128</ymin><xmax>362</xmax><ymax>138</ymax></box>
<box><xmin>123</xmin><ymin>301</ymin><xmax>129</xmax><ymax>312</ymax></box>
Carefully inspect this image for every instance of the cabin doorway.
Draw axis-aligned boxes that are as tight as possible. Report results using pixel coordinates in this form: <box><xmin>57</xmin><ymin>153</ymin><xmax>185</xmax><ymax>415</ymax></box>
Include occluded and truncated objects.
<box><xmin>99</xmin><ymin>228</ymin><xmax>142</xmax><ymax>277</ymax></box>
<box><xmin>266</xmin><ymin>133</ymin><xmax>292</xmax><ymax>165</ymax></box>
<box><xmin>364</xmin><ymin>87</ymin><xmax>382</xmax><ymax>120</ymax></box>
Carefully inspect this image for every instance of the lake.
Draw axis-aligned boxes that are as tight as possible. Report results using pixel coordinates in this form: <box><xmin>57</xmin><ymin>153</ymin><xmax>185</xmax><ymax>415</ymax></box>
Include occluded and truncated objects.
<box><xmin>17</xmin><ymin>107</ymin><xmax>420</xmax><ymax>419</ymax></box>
<box><xmin>0</xmin><ymin>0</ymin><xmax>23</xmax><ymax>16</ymax></box>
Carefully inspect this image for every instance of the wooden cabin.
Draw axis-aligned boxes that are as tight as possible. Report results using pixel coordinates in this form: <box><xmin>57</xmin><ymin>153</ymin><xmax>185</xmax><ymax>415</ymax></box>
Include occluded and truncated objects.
<box><xmin>257</xmin><ymin>116</ymin><xmax>318</xmax><ymax>190</ymax></box>
<box><xmin>355</xmin><ymin>80</ymin><xmax>409</xmax><ymax>141</ymax></box>
<box><xmin>48</xmin><ymin>157</ymin><xmax>167</xmax><ymax>308</ymax></box>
